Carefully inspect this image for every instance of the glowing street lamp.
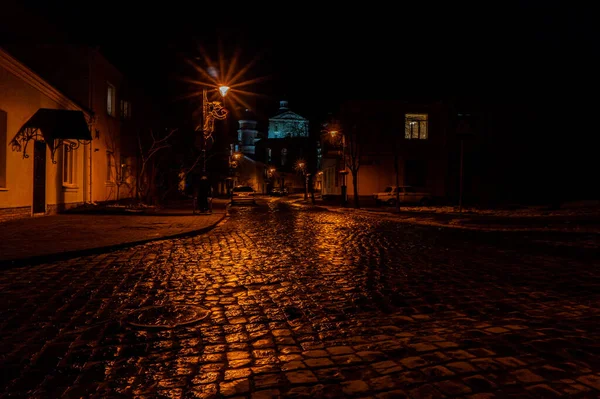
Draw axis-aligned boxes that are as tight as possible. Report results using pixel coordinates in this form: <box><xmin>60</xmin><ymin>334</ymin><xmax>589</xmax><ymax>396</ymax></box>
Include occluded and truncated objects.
<box><xmin>200</xmin><ymin>86</ymin><xmax>229</xmax><ymax>174</ymax></box>
<box><xmin>219</xmin><ymin>85</ymin><xmax>230</xmax><ymax>97</ymax></box>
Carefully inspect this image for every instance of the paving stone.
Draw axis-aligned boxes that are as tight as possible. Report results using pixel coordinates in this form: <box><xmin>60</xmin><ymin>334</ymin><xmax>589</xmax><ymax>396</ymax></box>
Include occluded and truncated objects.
<box><xmin>251</xmin><ymin>389</ymin><xmax>281</xmax><ymax>399</ymax></box>
<box><xmin>219</xmin><ymin>378</ymin><xmax>250</xmax><ymax>396</ymax></box>
<box><xmin>525</xmin><ymin>383</ymin><xmax>563</xmax><ymax>398</ymax></box>
<box><xmin>305</xmin><ymin>357</ymin><xmax>335</xmax><ymax>368</ymax></box>
<box><xmin>253</xmin><ymin>373</ymin><xmax>282</xmax><ymax>389</ymax></box>
<box><xmin>446</xmin><ymin>361</ymin><xmax>479</xmax><ymax>374</ymax></box>
<box><xmin>409</xmin><ymin>384</ymin><xmax>445</xmax><ymax>399</ymax></box>
<box><xmin>224</xmin><ymin>368</ymin><xmax>251</xmax><ymax>380</ymax></box>
<box><xmin>577</xmin><ymin>374</ymin><xmax>600</xmax><ymax>391</ymax></box>
<box><xmin>511</xmin><ymin>369</ymin><xmax>545</xmax><ymax>383</ymax></box>
<box><xmin>326</xmin><ymin>346</ymin><xmax>354</xmax><ymax>355</ymax></box>
<box><xmin>435</xmin><ymin>379</ymin><xmax>473</xmax><ymax>395</ymax></box>
<box><xmin>463</xmin><ymin>374</ymin><xmax>497</xmax><ymax>392</ymax></box>
<box><xmin>496</xmin><ymin>357</ymin><xmax>527</xmax><ymax>368</ymax></box>
<box><xmin>285</xmin><ymin>370</ymin><xmax>318</xmax><ymax>384</ymax></box>
<box><xmin>400</xmin><ymin>356</ymin><xmax>428</xmax><ymax>369</ymax></box>
<box><xmin>422</xmin><ymin>365</ymin><xmax>455</xmax><ymax>378</ymax></box>
<box><xmin>374</xmin><ymin>390</ymin><xmax>409</xmax><ymax>399</ymax></box>
<box><xmin>282</xmin><ymin>361</ymin><xmax>306</xmax><ymax>371</ymax></box>
<box><xmin>341</xmin><ymin>380</ymin><xmax>370</xmax><ymax>395</ymax></box>
<box><xmin>302</xmin><ymin>350</ymin><xmax>329</xmax><ymax>358</ymax></box>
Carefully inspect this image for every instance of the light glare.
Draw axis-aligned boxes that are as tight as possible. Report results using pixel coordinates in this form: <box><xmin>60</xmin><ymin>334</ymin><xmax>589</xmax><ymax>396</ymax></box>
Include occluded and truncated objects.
<box><xmin>219</xmin><ymin>86</ymin><xmax>230</xmax><ymax>97</ymax></box>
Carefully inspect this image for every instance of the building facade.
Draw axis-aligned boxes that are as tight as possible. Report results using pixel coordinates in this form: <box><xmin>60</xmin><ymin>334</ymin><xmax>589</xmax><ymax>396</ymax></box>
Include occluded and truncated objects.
<box><xmin>0</xmin><ymin>45</ymin><xmax>154</xmax><ymax>221</ymax></box>
<box><xmin>237</xmin><ymin>109</ymin><xmax>259</xmax><ymax>156</ymax></box>
<box><xmin>267</xmin><ymin>101</ymin><xmax>309</xmax><ymax>139</ymax></box>
<box><xmin>320</xmin><ymin>100</ymin><xmax>450</xmax><ymax>201</ymax></box>
<box><xmin>0</xmin><ymin>47</ymin><xmax>92</xmax><ymax>221</ymax></box>
<box><xmin>256</xmin><ymin>101</ymin><xmax>314</xmax><ymax>194</ymax></box>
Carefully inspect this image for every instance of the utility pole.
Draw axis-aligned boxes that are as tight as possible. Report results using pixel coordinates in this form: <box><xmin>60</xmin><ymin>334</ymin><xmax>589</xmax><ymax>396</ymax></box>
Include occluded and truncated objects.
<box><xmin>459</xmin><ymin>138</ymin><xmax>464</xmax><ymax>213</ymax></box>
<box><xmin>456</xmin><ymin>112</ymin><xmax>472</xmax><ymax>213</ymax></box>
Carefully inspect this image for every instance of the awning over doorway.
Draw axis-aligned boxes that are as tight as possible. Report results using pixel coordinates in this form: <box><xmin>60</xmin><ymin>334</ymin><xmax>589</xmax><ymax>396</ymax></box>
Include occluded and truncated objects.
<box><xmin>10</xmin><ymin>108</ymin><xmax>92</xmax><ymax>163</ymax></box>
<box><xmin>22</xmin><ymin>108</ymin><xmax>92</xmax><ymax>142</ymax></box>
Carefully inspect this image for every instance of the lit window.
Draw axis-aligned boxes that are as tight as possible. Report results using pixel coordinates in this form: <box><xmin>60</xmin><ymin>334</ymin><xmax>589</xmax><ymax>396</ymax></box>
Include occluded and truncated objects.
<box><xmin>107</xmin><ymin>151</ymin><xmax>115</xmax><ymax>182</ymax></box>
<box><xmin>63</xmin><ymin>143</ymin><xmax>76</xmax><ymax>185</ymax></box>
<box><xmin>107</xmin><ymin>83</ymin><xmax>116</xmax><ymax>116</ymax></box>
<box><xmin>120</xmin><ymin>100</ymin><xmax>131</xmax><ymax>119</ymax></box>
<box><xmin>281</xmin><ymin>148</ymin><xmax>287</xmax><ymax>166</ymax></box>
<box><xmin>405</xmin><ymin>114</ymin><xmax>428</xmax><ymax>139</ymax></box>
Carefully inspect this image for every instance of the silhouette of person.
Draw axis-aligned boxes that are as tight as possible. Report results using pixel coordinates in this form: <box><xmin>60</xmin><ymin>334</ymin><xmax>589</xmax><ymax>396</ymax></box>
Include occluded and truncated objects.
<box><xmin>197</xmin><ymin>175</ymin><xmax>211</xmax><ymax>212</ymax></box>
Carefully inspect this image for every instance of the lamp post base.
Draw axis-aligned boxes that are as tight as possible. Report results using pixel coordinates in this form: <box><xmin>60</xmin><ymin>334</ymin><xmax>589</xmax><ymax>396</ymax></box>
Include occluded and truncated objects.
<box><xmin>341</xmin><ymin>185</ymin><xmax>347</xmax><ymax>207</ymax></box>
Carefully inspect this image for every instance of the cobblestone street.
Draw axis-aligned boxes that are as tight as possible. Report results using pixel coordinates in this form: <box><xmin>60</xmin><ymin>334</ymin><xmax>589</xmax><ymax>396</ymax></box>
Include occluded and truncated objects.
<box><xmin>1</xmin><ymin>200</ymin><xmax>599</xmax><ymax>398</ymax></box>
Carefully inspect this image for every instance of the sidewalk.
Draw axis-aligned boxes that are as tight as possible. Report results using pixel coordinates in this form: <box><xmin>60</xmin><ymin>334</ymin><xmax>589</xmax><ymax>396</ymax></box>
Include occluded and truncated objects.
<box><xmin>0</xmin><ymin>198</ymin><xmax>229</xmax><ymax>268</ymax></box>
<box><xmin>289</xmin><ymin>194</ymin><xmax>600</xmax><ymax>234</ymax></box>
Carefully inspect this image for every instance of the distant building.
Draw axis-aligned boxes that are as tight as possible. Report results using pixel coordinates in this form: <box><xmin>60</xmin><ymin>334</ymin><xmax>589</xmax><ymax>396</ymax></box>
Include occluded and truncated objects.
<box><xmin>252</xmin><ymin>101</ymin><xmax>314</xmax><ymax>194</ymax></box>
<box><xmin>237</xmin><ymin>109</ymin><xmax>259</xmax><ymax>155</ymax></box>
<box><xmin>320</xmin><ymin>100</ymin><xmax>450</xmax><ymax>201</ymax></box>
<box><xmin>267</xmin><ymin>101</ymin><xmax>309</xmax><ymax>139</ymax></box>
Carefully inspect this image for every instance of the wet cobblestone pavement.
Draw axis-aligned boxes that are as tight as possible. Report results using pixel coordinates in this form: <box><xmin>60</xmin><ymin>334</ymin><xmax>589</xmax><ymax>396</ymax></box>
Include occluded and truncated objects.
<box><xmin>1</xmin><ymin>200</ymin><xmax>599</xmax><ymax>398</ymax></box>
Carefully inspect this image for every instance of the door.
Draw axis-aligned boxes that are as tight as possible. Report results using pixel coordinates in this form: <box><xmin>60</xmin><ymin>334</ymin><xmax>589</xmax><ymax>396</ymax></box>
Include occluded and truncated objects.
<box><xmin>33</xmin><ymin>141</ymin><xmax>46</xmax><ymax>214</ymax></box>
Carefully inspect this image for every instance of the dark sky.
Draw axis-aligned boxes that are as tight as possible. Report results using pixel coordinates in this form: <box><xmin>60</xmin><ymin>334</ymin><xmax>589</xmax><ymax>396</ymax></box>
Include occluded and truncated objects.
<box><xmin>3</xmin><ymin>1</ymin><xmax>597</xmax><ymax>123</ymax></box>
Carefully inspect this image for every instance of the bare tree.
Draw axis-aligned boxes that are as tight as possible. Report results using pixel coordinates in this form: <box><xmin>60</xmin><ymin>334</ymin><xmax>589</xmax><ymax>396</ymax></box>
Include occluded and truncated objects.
<box><xmin>104</xmin><ymin>121</ymin><xmax>133</xmax><ymax>202</ymax></box>
<box><xmin>343</xmin><ymin>124</ymin><xmax>362</xmax><ymax>208</ymax></box>
<box><xmin>136</xmin><ymin>128</ymin><xmax>178</xmax><ymax>204</ymax></box>
<box><xmin>327</xmin><ymin>107</ymin><xmax>367</xmax><ymax>208</ymax></box>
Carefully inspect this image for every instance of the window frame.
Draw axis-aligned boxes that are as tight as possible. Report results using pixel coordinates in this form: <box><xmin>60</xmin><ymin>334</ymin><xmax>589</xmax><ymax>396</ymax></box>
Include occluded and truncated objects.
<box><xmin>405</xmin><ymin>113</ymin><xmax>429</xmax><ymax>140</ymax></box>
<box><xmin>106</xmin><ymin>151</ymin><xmax>115</xmax><ymax>183</ymax></box>
<box><xmin>120</xmin><ymin>99</ymin><xmax>131</xmax><ymax>119</ymax></box>
<box><xmin>107</xmin><ymin>83</ymin><xmax>116</xmax><ymax>116</ymax></box>
<box><xmin>62</xmin><ymin>142</ymin><xmax>77</xmax><ymax>187</ymax></box>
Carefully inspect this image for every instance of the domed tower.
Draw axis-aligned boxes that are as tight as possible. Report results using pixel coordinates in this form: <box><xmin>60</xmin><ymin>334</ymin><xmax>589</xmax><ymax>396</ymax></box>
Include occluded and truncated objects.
<box><xmin>237</xmin><ymin>109</ymin><xmax>259</xmax><ymax>155</ymax></box>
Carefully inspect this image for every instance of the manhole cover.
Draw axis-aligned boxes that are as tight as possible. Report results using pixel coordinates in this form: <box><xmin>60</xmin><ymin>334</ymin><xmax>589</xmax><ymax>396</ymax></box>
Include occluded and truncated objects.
<box><xmin>124</xmin><ymin>305</ymin><xmax>210</xmax><ymax>329</ymax></box>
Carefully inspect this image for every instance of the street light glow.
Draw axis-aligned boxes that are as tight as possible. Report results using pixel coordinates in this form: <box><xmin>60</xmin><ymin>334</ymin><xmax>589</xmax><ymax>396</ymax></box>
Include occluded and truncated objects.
<box><xmin>219</xmin><ymin>86</ymin><xmax>230</xmax><ymax>97</ymax></box>
<box><xmin>330</xmin><ymin>130</ymin><xmax>338</xmax><ymax>137</ymax></box>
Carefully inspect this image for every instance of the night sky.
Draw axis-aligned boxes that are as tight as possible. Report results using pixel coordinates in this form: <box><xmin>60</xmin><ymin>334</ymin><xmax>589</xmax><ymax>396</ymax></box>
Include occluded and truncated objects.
<box><xmin>3</xmin><ymin>1</ymin><xmax>597</xmax><ymax>123</ymax></box>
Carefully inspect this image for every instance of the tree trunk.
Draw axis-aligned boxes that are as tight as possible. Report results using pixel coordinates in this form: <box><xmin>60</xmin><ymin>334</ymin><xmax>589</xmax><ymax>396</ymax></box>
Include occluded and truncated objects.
<box><xmin>352</xmin><ymin>171</ymin><xmax>360</xmax><ymax>208</ymax></box>
<box><xmin>394</xmin><ymin>153</ymin><xmax>400</xmax><ymax>212</ymax></box>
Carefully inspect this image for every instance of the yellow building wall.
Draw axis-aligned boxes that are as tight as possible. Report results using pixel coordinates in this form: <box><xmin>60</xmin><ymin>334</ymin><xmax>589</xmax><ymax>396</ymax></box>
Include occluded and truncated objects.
<box><xmin>0</xmin><ymin>66</ymin><xmax>86</xmax><ymax>214</ymax></box>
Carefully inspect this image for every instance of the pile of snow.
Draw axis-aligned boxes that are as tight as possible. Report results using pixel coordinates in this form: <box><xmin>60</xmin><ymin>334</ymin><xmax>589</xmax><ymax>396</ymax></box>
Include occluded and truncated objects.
<box><xmin>396</xmin><ymin>203</ymin><xmax>600</xmax><ymax>217</ymax></box>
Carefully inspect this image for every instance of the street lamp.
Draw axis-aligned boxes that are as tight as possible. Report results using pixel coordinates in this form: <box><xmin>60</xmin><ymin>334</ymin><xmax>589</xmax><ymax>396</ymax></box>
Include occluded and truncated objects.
<box><xmin>226</xmin><ymin>146</ymin><xmax>242</xmax><ymax>197</ymax></box>
<box><xmin>330</xmin><ymin>130</ymin><xmax>348</xmax><ymax>206</ymax></box>
<box><xmin>295</xmin><ymin>161</ymin><xmax>310</xmax><ymax>200</ymax></box>
<box><xmin>200</xmin><ymin>86</ymin><xmax>230</xmax><ymax>175</ymax></box>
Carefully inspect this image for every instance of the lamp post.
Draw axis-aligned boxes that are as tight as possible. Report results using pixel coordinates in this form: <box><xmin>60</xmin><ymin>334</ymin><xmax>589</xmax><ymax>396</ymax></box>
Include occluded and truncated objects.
<box><xmin>267</xmin><ymin>167</ymin><xmax>276</xmax><ymax>194</ymax></box>
<box><xmin>200</xmin><ymin>86</ymin><xmax>230</xmax><ymax>175</ymax></box>
<box><xmin>227</xmin><ymin>145</ymin><xmax>242</xmax><ymax>197</ymax></box>
<box><xmin>330</xmin><ymin>130</ymin><xmax>347</xmax><ymax>206</ymax></box>
<box><xmin>296</xmin><ymin>161</ymin><xmax>309</xmax><ymax>200</ymax></box>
